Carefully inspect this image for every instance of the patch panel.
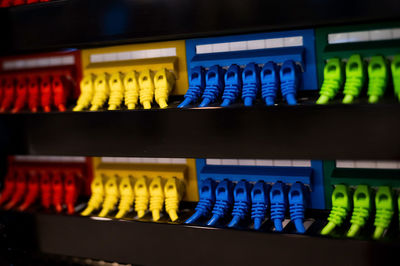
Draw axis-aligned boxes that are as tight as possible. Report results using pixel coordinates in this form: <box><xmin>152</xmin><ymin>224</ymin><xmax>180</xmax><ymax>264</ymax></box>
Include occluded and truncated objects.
<box><xmin>74</xmin><ymin>41</ymin><xmax>188</xmax><ymax>111</ymax></box>
<box><xmin>0</xmin><ymin>156</ymin><xmax>92</xmax><ymax>214</ymax></box>
<box><xmin>321</xmin><ymin>160</ymin><xmax>400</xmax><ymax>240</ymax></box>
<box><xmin>81</xmin><ymin>157</ymin><xmax>198</xmax><ymax>221</ymax></box>
<box><xmin>185</xmin><ymin>159</ymin><xmax>324</xmax><ymax>233</ymax></box>
<box><xmin>0</xmin><ymin>51</ymin><xmax>81</xmax><ymax>112</ymax></box>
<box><xmin>180</xmin><ymin>29</ymin><xmax>318</xmax><ymax>107</ymax></box>
<box><xmin>315</xmin><ymin>23</ymin><xmax>400</xmax><ymax>104</ymax></box>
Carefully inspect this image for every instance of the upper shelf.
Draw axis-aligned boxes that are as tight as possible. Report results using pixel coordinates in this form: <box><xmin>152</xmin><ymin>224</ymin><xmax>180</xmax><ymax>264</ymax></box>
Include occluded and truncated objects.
<box><xmin>1</xmin><ymin>100</ymin><xmax>399</xmax><ymax>159</ymax></box>
<box><xmin>1</xmin><ymin>0</ymin><xmax>400</xmax><ymax>55</ymax></box>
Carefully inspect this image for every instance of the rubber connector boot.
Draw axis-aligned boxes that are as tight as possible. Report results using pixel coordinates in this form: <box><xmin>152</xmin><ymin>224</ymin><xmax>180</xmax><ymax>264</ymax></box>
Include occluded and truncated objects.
<box><xmin>74</xmin><ymin>74</ymin><xmax>95</xmax><ymax>111</ymax></box>
<box><xmin>289</xmin><ymin>182</ymin><xmax>308</xmax><ymax>234</ymax></box>
<box><xmin>28</xmin><ymin>76</ymin><xmax>40</xmax><ymax>112</ymax></box>
<box><xmin>65</xmin><ymin>171</ymin><xmax>80</xmax><ymax>215</ymax></box>
<box><xmin>251</xmin><ymin>181</ymin><xmax>269</xmax><ymax>230</ymax></box>
<box><xmin>139</xmin><ymin>69</ymin><xmax>155</xmax><ymax>109</ymax></box>
<box><xmin>90</xmin><ymin>73</ymin><xmax>110</xmax><ymax>111</ymax></box>
<box><xmin>206</xmin><ymin>179</ymin><xmax>234</xmax><ymax>226</ymax></box>
<box><xmin>221</xmin><ymin>64</ymin><xmax>242</xmax><ymax>107</ymax></box>
<box><xmin>134</xmin><ymin>176</ymin><xmax>149</xmax><ymax>218</ymax></box>
<box><xmin>149</xmin><ymin>176</ymin><xmax>164</xmax><ymax>221</ymax></box>
<box><xmin>81</xmin><ymin>175</ymin><xmax>105</xmax><ymax>216</ymax></box>
<box><xmin>228</xmin><ymin>180</ymin><xmax>252</xmax><ymax>228</ymax></box>
<box><xmin>115</xmin><ymin>176</ymin><xmax>134</xmax><ymax>219</ymax></box>
<box><xmin>391</xmin><ymin>55</ymin><xmax>400</xmax><ymax>102</ymax></box>
<box><xmin>1</xmin><ymin>78</ymin><xmax>15</xmax><ymax>112</ymax></box>
<box><xmin>124</xmin><ymin>71</ymin><xmax>140</xmax><ymax>110</ymax></box>
<box><xmin>178</xmin><ymin>66</ymin><xmax>206</xmax><ymax>108</ymax></box>
<box><xmin>108</xmin><ymin>72</ymin><xmax>125</xmax><ymax>110</ymax></box>
<box><xmin>343</xmin><ymin>54</ymin><xmax>366</xmax><ymax>104</ymax></box>
<box><xmin>164</xmin><ymin>177</ymin><xmax>185</xmax><ymax>222</ymax></box>
<box><xmin>52</xmin><ymin>74</ymin><xmax>68</xmax><ymax>112</ymax></box>
<box><xmin>280</xmin><ymin>60</ymin><xmax>300</xmax><ymax>105</ymax></box>
<box><xmin>367</xmin><ymin>56</ymin><xmax>388</xmax><ymax>104</ymax></box>
<box><xmin>199</xmin><ymin>65</ymin><xmax>225</xmax><ymax>107</ymax></box>
<box><xmin>5</xmin><ymin>170</ymin><xmax>27</xmax><ymax>210</ymax></box>
<box><xmin>0</xmin><ymin>170</ymin><xmax>16</xmax><ymax>206</ymax></box>
<box><xmin>347</xmin><ymin>185</ymin><xmax>372</xmax><ymax>237</ymax></box>
<box><xmin>316</xmin><ymin>58</ymin><xmax>344</xmax><ymax>104</ymax></box>
<box><xmin>52</xmin><ymin>171</ymin><xmax>64</xmax><ymax>213</ymax></box>
<box><xmin>98</xmin><ymin>176</ymin><xmax>120</xmax><ymax>217</ymax></box>
<box><xmin>40</xmin><ymin>75</ymin><xmax>52</xmax><ymax>112</ymax></box>
<box><xmin>40</xmin><ymin>171</ymin><xmax>52</xmax><ymax>209</ymax></box>
<box><xmin>270</xmin><ymin>181</ymin><xmax>288</xmax><ymax>232</ymax></box>
<box><xmin>242</xmin><ymin>62</ymin><xmax>260</xmax><ymax>106</ymax></box>
<box><xmin>19</xmin><ymin>172</ymin><xmax>40</xmax><ymax>211</ymax></box>
<box><xmin>154</xmin><ymin>68</ymin><xmax>175</xmax><ymax>109</ymax></box>
<box><xmin>373</xmin><ymin>186</ymin><xmax>394</xmax><ymax>240</ymax></box>
<box><xmin>185</xmin><ymin>178</ymin><xmax>216</xmax><ymax>224</ymax></box>
<box><xmin>261</xmin><ymin>61</ymin><xmax>280</xmax><ymax>106</ymax></box>
<box><xmin>12</xmin><ymin>77</ymin><xmax>28</xmax><ymax>113</ymax></box>
<box><xmin>321</xmin><ymin>184</ymin><xmax>351</xmax><ymax>235</ymax></box>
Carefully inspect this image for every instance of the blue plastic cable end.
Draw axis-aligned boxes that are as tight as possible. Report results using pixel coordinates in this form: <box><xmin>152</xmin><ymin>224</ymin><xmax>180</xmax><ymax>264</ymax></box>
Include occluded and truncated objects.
<box><xmin>265</xmin><ymin>97</ymin><xmax>275</xmax><ymax>106</ymax></box>
<box><xmin>251</xmin><ymin>181</ymin><xmax>270</xmax><ymax>230</ymax></box>
<box><xmin>220</xmin><ymin>99</ymin><xmax>232</xmax><ymax>107</ymax></box>
<box><xmin>201</xmin><ymin>65</ymin><xmax>225</xmax><ymax>106</ymax></box>
<box><xmin>288</xmin><ymin>182</ymin><xmax>308</xmax><ymax>234</ymax></box>
<box><xmin>280</xmin><ymin>60</ymin><xmax>300</xmax><ymax>105</ymax></box>
<box><xmin>270</xmin><ymin>181</ymin><xmax>288</xmax><ymax>232</ymax></box>
<box><xmin>243</xmin><ymin>97</ymin><xmax>253</xmax><ymax>106</ymax></box>
<box><xmin>207</xmin><ymin>214</ymin><xmax>222</xmax><ymax>226</ymax></box>
<box><xmin>185</xmin><ymin>211</ymin><xmax>203</xmax><ymax>224</ymax></box>
<box><xmin>286</xmin><ymin>94</ymin><xmax>297</xmax><ymax>105</ymax></box>
<box><xmin>227</xmin><ymin>215</ymin><xmax>241</xmax><ymax>228</ymax></box>
<box><xmin>178</xmin><ymin>97</ymin><xmax>193</xmax><ymax>108</ymax></box>
<box><xmin>222</xmin><ymin>64</ymin><xmax>242</xmax><ymax>107</ymax></box>
<box><xmin>242</xmin><ymin>62</ymin><xmax>260</xmax><ymax>106</ymax></box>
<box><xmin>199</xmin><ymin>98</ymin><xmax>211</xmax><ymax>107</ymax></box>
<box><xmin>228</xmin><ymin>180</ymin><xmax>252</xmax><ymax>228</ymax></box>
<box><xmin>261</xmin><ymin>61</ymin><xmax>280</xmax><ymax>106</ymax></box>
<box><xmin>185</xmin><ymin>178</ymin><xmax>216</xmax><ymax>224</ymax></box>
<box><xmin>179</xmin><ymin>66</ymin><xmax>206</xmax><ymax>108</ymax></box>
<box><xmin>206</xmin><ymin>179</ymin><xmax>234</xmax><ymax>226</ymax></box>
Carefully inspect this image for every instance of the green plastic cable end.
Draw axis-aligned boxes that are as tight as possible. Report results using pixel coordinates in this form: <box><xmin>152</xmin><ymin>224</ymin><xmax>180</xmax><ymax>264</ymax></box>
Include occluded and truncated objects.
<box><xmin>317</xmin><ymin>58</ymin><xmax>344</xmax><ymax>104</ymax></box>
<box><xmin>373</xmin><ymin>186</ymin><xmax>394</xmax><ymax>240</ymax></box>
<box><xmin>367</xmin><ymin>56</ymin><xmax>388</xmax><ymax>104</ymax></box>
<box><xmin>391</xmin><ymin>55</ymin><xmax>400</xmax><ymax>102</ymax></box>
<box><xmin>316</xmin><ymin>95</ymin><xmax>330</xmax><ymax>105</ymax></box>
<box><xmin>346</xmin><ymin>185</ymin><xmax>371</xmax><ymax>238</ymax></box>
<box><xmin>343</xmin><ymin>54</ymin><xmax>365</xmax><ymax>104</ymax></box>
<box><xmin>342</xmin><ymin>94</ymin><xmax>354</xmax><ymax>104</ymax></box>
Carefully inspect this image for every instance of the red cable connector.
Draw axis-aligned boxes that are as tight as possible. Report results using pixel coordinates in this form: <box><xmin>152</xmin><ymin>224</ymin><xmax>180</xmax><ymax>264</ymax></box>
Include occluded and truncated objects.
<box><xmin>13</xmin><ymin>0</ymin><xmax>26</xmax><ymax>6</ymax></box>
<box><xmin>28</xmin><ymin>76</ymin><xmax>40</xmax><ymax>112</ymax></box>
<box><xmin>65</xmin><ymin>171</ymin><xmax>80</xmax><ymax>214</ymax></box>
<box><xmin>0</xmin><ymin>169</ymin><xmax>16</xmax><ymax>206</ymax></box>
<box><xmin>4</xmin><ymin>170</ymin><xmax>27</xmax><ymax>210</ymax></box>
<box><xmin>40</xmin><ymin>171</ymin><xmax>52</xmax><ymax>209</ymax></box>
<box><xmin>0</xmin><ymin>78</ymin><xmax>15</xmax><ymax>112</ymax></box>
<box><xmin>40</xmin><ymin>75</ymin><xmax>52</xmax><ymax>112</ymax></box>
<box><xmin>19</xmin><ymin>171</ymin><xmax>40</xmax><ymax>211</ymax></box>
<box><xmin>0</xmin><ymin>0</ymin><xmax>13</xmax><ymax>7</ymax></box>
<box><xmin>52</xmin><ymin>171</ymin><xmax>64</xmax><ymax>213</ymax></box>
<box><xmin>52</xmin><ymin>74</ymin><xmax>67</xmax><ymax>112</ymax></box>
<box><xmin>12</xmin><ymin>76</ymin><xmax>28</xmax><ymax>113</ymax></box>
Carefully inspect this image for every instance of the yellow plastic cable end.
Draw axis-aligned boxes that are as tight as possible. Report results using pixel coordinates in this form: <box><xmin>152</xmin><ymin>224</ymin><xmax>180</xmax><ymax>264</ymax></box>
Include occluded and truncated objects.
<box><xmin>154</xmin><ymin>69</ymin><xmax>176</xmax><ymax>109</ymax></box>
<box><xmin>115</xmin><ymin>176</ymin><xmax>134</xmax><ymax>219</ymax></box>
<box><xmin>98</xmin><ymin>176</ymin><xmax>120</xmax><ymax>217</ymax></box>
<box><xmin>81</xmin><ymin>175</ymin><xmax>105</xmax><ymax>216</ymax></box>
<box><xmin>164</xmin><ymin>177</ymin><xmax>185</xmax><ymax>222</ymax></box>
<box><xmin>74</xmin><ymin>74</ymin><xmax>95</xmax><ymax>111</ymax></box>
<box><xmin>149</xmin><ymin>176</ymin><xmax>165</xmax><ymax>221</ymax></box>
<box><xmin>108</xmin><ymin>72</ymin><xmax>125</xmax><ymax>111</ymax></box>
<box><xmin>134</xmin><ymin>176</ymin><xmax>149</xmax><ymax>218</ymax></box>
<box><xmin>90</xmin><ymin>73</ymin><xmax>110</xmax><ymax>111</ymax></box>
<box><xmin>139</xmin><ymin>69</ymin><xmax>155</xmax><ymax>109</ymax></box>
<box><xmin>124</xmin><ymin>71</ymin><xmax>140</xmax><ymax>110</ymax></box>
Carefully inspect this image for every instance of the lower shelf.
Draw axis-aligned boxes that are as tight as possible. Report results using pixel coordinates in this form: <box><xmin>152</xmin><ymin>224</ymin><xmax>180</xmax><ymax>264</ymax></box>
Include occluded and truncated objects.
<box><xmin>0</xmin><ymin>210</ymin><xmax>399</xmax><ymax>266</ymax></box>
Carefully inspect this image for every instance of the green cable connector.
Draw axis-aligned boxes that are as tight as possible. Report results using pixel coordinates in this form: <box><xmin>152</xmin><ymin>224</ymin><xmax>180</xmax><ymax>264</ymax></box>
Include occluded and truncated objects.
<box><xmin>317</xmin><ymin>58</ymin><xmax>344</xmax><ymax>105</ymax></box>
<box><xmin>343</xmin><ymin>54</ymin><xmax>366</xmax><ymax>104</ymax></box>
<box><xmin>391</xmin><ymin>55</ymin><xmax>400</xmax><ymax>102</ymax></box>
<box><xmin>367</xmin><ymin>56</ymin><xmax>388</xmax><ymax>104</ymax></box>
<box><xmin>321</xmin><ymin>184</ymin><xmax>351</xmax><ymax>235</ymax></box>
<box><xmin>346</xmin><ymin>185</ymin><xmax>372</xmax><ymax>237</ymax></box>
<box><xmin>373</xmin><ymin>186</ymin><xmax>394</xmax><ymax>240</ymax></box>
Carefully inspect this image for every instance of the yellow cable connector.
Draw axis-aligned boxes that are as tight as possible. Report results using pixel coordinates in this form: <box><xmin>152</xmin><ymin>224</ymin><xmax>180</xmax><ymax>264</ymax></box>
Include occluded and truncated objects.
<box><xmin>81</xmin><ymin>175</ymin><xmax>105</xmax><ymax>216</ymax></box>
<box><xmin>154</xmin><ymin>69</ymin><xmax>176</xmax><ymax>109</ymax></box>
<box><xmin>98</xmin><ymin>176</ymin><xmax>120</xmax><ymax>217</ymax></box>
<box><xmin>115</xmin><ymin>176</ymin><xmax>134</xmax><ymax>219</ymax></box>
<box><xmin>134</xmin><ymin>176</ymin><xmax>149</xmax><ymax>218</ymax></box>
<box><xmin>124</xmin><ymin>71</ymin><xmax>140</xmax><ymax>110</ymax></box>
<box><xmin>74</xmin><ymin>74</ymin><xmax>96</xmax><ymax>111</ymax></box>
<box><xmin>90</xmin><ymin>73</ymin><xmax>110</xmax><ymax>111</ymax></box>
<box><xmin>149</xmin><ymin>176</ymin><xmax>165</xmax><ymax>221</ymax></box>
<box><xmin>139</xmin><ymin>70</ymin><xmax>155</xmax><ymax>109</ymax></box>
<box><xmin>108</xmin><ymin>72</ymin><xmax>125</xmax><ymax>110</ymax></box>
<box><xmin>164</xmin><ymin>177</ymin><xmax>185</xmax><ymax>222</ymax></box>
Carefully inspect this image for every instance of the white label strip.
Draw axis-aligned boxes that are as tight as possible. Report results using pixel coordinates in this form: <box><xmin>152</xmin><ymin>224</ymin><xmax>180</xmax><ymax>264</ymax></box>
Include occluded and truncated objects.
<box><xmin>101</xmin><ymin>157</ymin><xmax>187</xmax><ymax>164</ymax></box>
<box><xmin>2</xmin><ymin>55</ymin><xmax>75</xmax><ymax>71</ymax></box>
<box><xmin>328</xmin><ymin>28</ymin><xmax>400</xmax><ymax>44</ymax></box>
<box><xmin>206</xmin><ymin>159</ymin><xmax>311</xmax><ymax>167</ymax></box>
<box><xmin>90</xmin><ymin>48</ymin><xmax>177</xmax><ymax>63</ymax></box>
<box><xmin>14</xmin><ymin>156</ymin><xmax>85</xmax><ymax>163</ymax></box>
<box><xmin>336</xmin><ymin>160</ymin><xmax>400</xmax><ymax>169</ymax></box>
<box><xmin>196</xmin><ymin>36</ymin><xmax>303</xmax><ymax>55</ymax></box>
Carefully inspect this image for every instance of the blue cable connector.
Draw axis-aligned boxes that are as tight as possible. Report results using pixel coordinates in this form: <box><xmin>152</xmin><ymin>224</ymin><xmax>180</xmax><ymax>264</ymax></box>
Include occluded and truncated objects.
<box><xmin>206</xmin><ymin>179</ymin><xmax>234</xmax><ymax>226</ymax></box>
<box><xmin>251</xmin><ymin>181</ymin><xmax>270</xmax><ymax>230</ymax></box>
<box><xmin>288</xmin><ymin>182</ymin><xmax>308</xmax><ymax>234</ymax></box>
<box><xmin>270</xmin><ymin>181</ymin><xmax>288</xmax><ymax>232</ymax></box>
<box><xmin>242</xmin><ymin>63</ymin><xmax>261</xmax><ymax>106</ymax></box>
<box><xmin>185</xmin><ymin>178</ymin><xmax>217</xmax><ymax>224</ymax></box>
<box><xmin>221</xmin><ymin>64</ymin><xmax>242</xmax><ymax>107</ymax></box>
<box><xmin>280</xmin><ymin>60</ymin><xmax>300</xmax><ymax>105</ymax></box>
<box><xmin>199</xmin><ymin>65</ymin><xmax>225</xmax><ymax>107</ymax></box>
<box><xmin>228</xmin><ymin>180</ymin><xmax>252</xmax><ymax>228</ymax></box>
<box><xmin>178</xmin><ymin>66</ymin><xmax>206</xmax><ymax>108</ymax></box>
<box><xmin>261</xmin><ymin>61</ymin><xmax>280</xmax><ymax>106</ymax></box>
